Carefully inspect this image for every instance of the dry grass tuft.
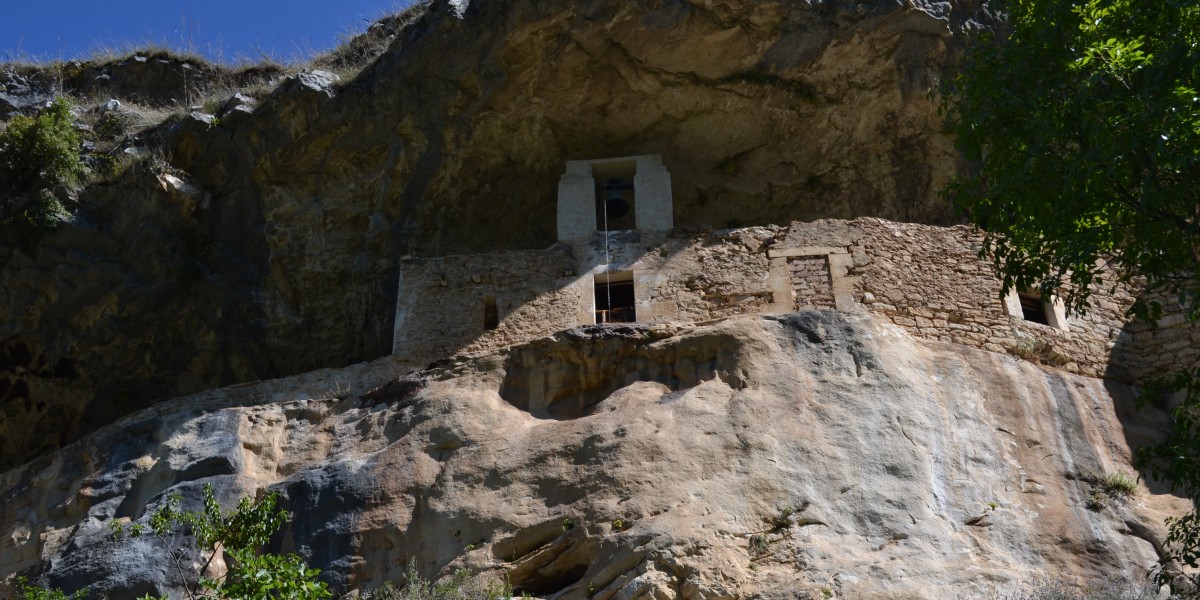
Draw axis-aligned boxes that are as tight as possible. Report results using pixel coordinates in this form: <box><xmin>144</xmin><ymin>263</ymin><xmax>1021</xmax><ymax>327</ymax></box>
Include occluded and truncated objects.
<box><xmin>1</xmin><ymin>3</ymin><xmax>432</xmax><ymax>188</ymax></box>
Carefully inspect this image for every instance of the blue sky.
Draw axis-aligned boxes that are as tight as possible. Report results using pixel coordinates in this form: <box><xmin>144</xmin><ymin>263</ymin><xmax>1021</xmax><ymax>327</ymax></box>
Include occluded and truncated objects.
<box><xmin>2</xmin><ymin>1</ymin><xmax>417</xmax><ymax>65</ymax></box>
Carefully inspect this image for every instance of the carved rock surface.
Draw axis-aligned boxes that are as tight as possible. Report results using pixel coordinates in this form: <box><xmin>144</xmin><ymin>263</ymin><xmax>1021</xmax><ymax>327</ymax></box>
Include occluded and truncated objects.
<box><xmin>0</xmin><ymin>0</ymin><xmax>996</xmax><ymax>471</ymax></box>
<box><xmin>0</xmin><ymin>312</ymin><xmax>1183</xmax><ymax>599</ymax></box>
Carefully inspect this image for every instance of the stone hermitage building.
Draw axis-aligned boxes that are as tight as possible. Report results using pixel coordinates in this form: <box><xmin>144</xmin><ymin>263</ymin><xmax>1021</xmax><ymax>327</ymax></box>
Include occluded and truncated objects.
<box><xmin>393</xmin><ymin>155</ymin><xmax>1196</xmax><ymax>388</ymax></box>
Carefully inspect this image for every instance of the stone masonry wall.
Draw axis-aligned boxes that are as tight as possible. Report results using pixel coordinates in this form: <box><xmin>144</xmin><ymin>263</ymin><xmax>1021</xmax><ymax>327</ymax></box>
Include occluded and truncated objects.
<box><xmin>834</xmin><ymin>219</ymin><xmax>1131</xmax><ymax>378</ymax></box>
<box><xmin>789</xmin><ymin>256</ymin><xmax>836</xmax><ymax>310</ymax></box>
<box><xmin>393</xmin><ymin>228</ymin><xmax>785</xmax><ymax>366</ymax></box>
<box><xmin>392</xmin><ymin>246</ymin><xmax>581</xmax><ymax>368</ymax></box>
<box><xmin>394</xmin><ymin>218</ymin><xmax>1197</xmax><ymax>383</ymax></box>
<box><xmin>624</xmin><ymin>228</ymin><xmax>782</xmax><ymax>324</ymax></box>
<box><xmin>1109</xmin><ymin>299</ymin><xmax>1198</xmax><ymax>382</ymax></box>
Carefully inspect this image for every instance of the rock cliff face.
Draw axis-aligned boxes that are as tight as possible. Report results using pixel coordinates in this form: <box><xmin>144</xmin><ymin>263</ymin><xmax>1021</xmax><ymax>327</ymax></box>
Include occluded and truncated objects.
<box><xmin>0</xmin><ymin>312</ymin><xmax>1184</xmax><ymax>598</ymax></box>
<box><xmin>3</xmin><ymin>2</ymin><xmax>1184</xmax><ymax>596</ymax></box>
<box><xmin>0</xmin><ymin>0</ymin><xmax>998</xmax><ymax>470</ymax></box>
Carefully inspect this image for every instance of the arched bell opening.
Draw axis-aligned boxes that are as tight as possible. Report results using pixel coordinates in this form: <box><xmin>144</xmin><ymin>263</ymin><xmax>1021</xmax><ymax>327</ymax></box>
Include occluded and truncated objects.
<box><xmin>592</xmin><ymin>160</ymin><xmax>637</xmax><ymax>231</ymax></box>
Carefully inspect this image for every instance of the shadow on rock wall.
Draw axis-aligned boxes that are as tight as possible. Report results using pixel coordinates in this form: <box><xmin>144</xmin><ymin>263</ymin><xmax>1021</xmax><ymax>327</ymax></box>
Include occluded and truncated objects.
<box><xmin>1103</xmin><ymin>294</ymin><xmax>1200</xmax><ymax>498</ymax></box>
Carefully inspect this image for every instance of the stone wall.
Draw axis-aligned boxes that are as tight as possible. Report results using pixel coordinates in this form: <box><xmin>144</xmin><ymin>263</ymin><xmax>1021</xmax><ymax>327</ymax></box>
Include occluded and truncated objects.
<box><xmin>788</xmin><ymin>257</ymin><xmax>836</xmax><ymax>310</ymax></box>
<box><xmin>392</xmin><ymin>246</ymin><xmax>582</xmax><ymax>368</ymax></box>
<box><xmin>393</xmin><ymin>218</ymin><xmax>1198</xmax><ymax>383</ymax></box>
<box><xmin>393</xmin><ymin>228</ymin><xmax>785</xmax><ymax>366</ymax></box>
<box><xmin>831</xmin><ymin>219</ymin><xmax>1132</xmax><ymax>379</ymax></box>
<box><xmin>1110</xmin><ymin>301</ymin><xmax>1199</xmax><ymax>382</ymax></box>
<box><xmin>779</xmin><ymin>218</ymin><xmax>1200</xmax><ymax>381</ymax></box>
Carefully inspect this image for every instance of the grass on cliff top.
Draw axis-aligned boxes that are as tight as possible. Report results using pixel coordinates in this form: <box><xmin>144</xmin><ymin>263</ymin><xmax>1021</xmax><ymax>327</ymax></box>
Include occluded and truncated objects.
<box><xmin>0</xmin><ymin>0</ymin><xmax>429</xmax><ymax>128</ymax></box>
<box><xmin>0</xmin><ymin>1</ymin><xmax>429</xmax><ymax>194</ymax></box>
<box><xmin>2</xmin><ymin>0</ymin><xmax>425</xmax><ymax>75</ymax></box>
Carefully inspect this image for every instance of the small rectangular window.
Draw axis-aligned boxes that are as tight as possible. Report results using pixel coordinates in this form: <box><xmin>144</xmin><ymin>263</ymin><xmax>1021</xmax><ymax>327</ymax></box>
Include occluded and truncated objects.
<box><xmin>1006</xmin><ymin>288</ymin><xmax>1069</xmax><ymax>331</ymax></box>
<box><xmin>594</xmin><ymin>272</ymin><xmax>636</xmax><ymax>323</ymax></box>
<box><xmin>1018</xmin><ymin>292</ymin><xmax>1048</xmax><ymax>325</ymax></box>
<box><xmin>483</xmin><ymin>295</ymin><xmax>499</xmax><ymax>330</ymax></box>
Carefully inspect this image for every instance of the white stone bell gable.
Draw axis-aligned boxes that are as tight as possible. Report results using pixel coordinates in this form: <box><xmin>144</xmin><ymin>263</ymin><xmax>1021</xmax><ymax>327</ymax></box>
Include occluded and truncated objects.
<box><xmin>556</xmin><ymin>155</ymin><xmax>673</xmax><ymax>241</ymax></box>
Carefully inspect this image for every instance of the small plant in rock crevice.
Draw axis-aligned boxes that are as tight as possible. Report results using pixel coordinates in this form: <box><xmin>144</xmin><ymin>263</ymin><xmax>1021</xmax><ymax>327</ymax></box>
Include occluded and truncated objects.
<box><xmin>1009</xmin><ymin>336</ymin><xmax>1066</xmax><ymax>366</ymax></box>
<box><xmin>1085</xmin><ymin>489</ymin><xmax>1110</xmax><ymax>512</ymax></box>
<box><xmin>771</xmin><ymin>506</ymin><xmax>795</xmax><ymax>531</ymax></box>
<box><xmin>8</xmin><ymin>577</ymin><xmax>87</xmax><ymax>600</ymax></box>
<box><xmin>9</xmin><ymin>577</ymin><xmax>164</xmax><ymax>600</ymax></box>
<box><xmin>749</xmin><ymin>533</ymin><xmax>770</xmax><ymax>556</ymax></box>
<box><xmin>1081</xmin><ymin>471</ymin><xmax>1138</xmax><ymax>512</ymax></box>
<box><xmin>361</xmin><ymin>559</ymin><xmax>514</xmax><ymax>600</ymax></box>
<box><xmin>1097</xmin><ymin>472</ymin><xmax>1138</xmax><ymax>497</ymax></box>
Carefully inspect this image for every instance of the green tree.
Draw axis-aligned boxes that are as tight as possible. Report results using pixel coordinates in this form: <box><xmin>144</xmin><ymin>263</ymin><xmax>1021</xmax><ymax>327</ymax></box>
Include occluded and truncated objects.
<box><xmin>0</xmin><ymin>97</ymin><xmax>82</xmax><ymax>237</ymax></box>
<box><xmin>943</xmin><ymin>0</ymin><xmax>1200</xmax><ymax>590</ymax></box>
<box><xmin>133</xmin><ymin>483</ymin><xmax>330</xmax><ymax>599</ymax></box>
<box><xmin>946</xmin><ymin>0</ymin><xmax>1199</xmax><ymax>319</ymax></box>
<box><xmin>16</xmin><ymin>485</ymin><xmax>329</xmax><ymax>600</ymax></box>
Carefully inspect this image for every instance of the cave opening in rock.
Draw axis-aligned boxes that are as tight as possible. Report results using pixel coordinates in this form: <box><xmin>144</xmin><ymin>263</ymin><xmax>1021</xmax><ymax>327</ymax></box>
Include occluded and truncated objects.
<box><xmin>511</xmin><ymin>562</ymin><xmax>589</xmax><ymax>596</ymax></box>
<box><xmin>594</xmin><ymin>271</ymin><xmax>635</xmax><ymax>324</ymax></box>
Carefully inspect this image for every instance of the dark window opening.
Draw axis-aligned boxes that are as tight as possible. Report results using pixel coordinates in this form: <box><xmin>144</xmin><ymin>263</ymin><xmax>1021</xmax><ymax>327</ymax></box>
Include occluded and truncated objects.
<box><xmin>483</xmin><ymin>295</ymin><xmax>499</xmax><ymax>330</ymax></box>
<box><xmin>1019</xmin><ymin>293</ymin><xmax>1048</xmax><ymax>325</ymax></box>
<box><xmin>596</xmin><ymin>178</ymin><xmax>636</xmax><ymax>231</ymax></box>
<box><xmin>592</xmin><ymin>160</ymin><xmax>637</xmax><ymax>231</ymax></box>
<box><xmin>595</xmin><ymin>275</ymin><xmax>636</xmax><ymax>323</ymax></box>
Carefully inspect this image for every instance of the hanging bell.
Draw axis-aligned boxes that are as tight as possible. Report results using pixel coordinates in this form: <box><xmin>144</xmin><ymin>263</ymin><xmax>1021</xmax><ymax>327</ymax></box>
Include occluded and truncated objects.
<box><xmin>605</xmin><ymin>187</ymin><xmax>630</xmax><ymax>219</ymax></box>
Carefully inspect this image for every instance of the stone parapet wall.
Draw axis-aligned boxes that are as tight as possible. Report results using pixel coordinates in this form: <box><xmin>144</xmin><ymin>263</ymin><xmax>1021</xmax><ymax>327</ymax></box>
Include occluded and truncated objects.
<box><xmin>837</xmin><ymin>219</ymin><xmax>1131</xmax><ymax>378</ymax></box>
<box><xmin>779</xmin><ymin>218</ymin><xmax>1197</xmax><ymax>382</ymax></box>
<box><xmin>623</xmin><ymin>228</ymin><xmax>782</xmax><ymax>324</ymax></box>
<box><xmin>393</xmin><ymin>218</ymin><xmax>1197</xmax><ymax>382</ymax></box>
<box><xmin>392</xmin><ymin>228</ymin><xmax>784</xmax><ymax>366</ymax></box>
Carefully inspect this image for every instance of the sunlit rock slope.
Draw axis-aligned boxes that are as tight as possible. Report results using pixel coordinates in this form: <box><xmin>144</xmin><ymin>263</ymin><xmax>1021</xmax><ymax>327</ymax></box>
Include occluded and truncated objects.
<box><xmin>0</xmin><ymin>311</ymin><xmax>1182</xmax><ymax>599</ymax></box>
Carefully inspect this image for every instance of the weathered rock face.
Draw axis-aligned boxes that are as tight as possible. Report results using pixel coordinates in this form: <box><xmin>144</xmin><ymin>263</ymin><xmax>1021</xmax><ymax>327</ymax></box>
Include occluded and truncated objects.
<box><xmin>0</xmin><ymin>57</ymin><xmax>283</xmax><ymax>117</ymax></box>
<box><xmin>253</xmin><ymin>0</ymin><xmax>994</xmax><ymax>256</ymax></box>
<box><xmin>0</xmin><ymin>71</ymin><xmax>56</xmax><ymax>118</ymax></box>
<box><xmin>0</xmin><ymin>168</ymin><xmax>278</xmax><ymax>471</ymax></box>
<box><xmin>0</xmin><ymin>312</ymin><xmax>1184</xmax><ymax>599</ymax></box>
<box><xmin>0</xmin><ymin>0</ymin><xmax>998</xmax><ymax>470</ymax></box>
